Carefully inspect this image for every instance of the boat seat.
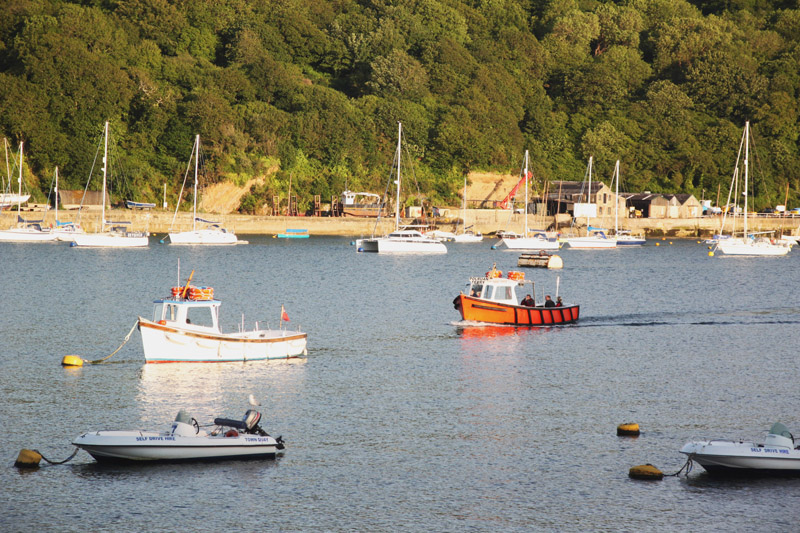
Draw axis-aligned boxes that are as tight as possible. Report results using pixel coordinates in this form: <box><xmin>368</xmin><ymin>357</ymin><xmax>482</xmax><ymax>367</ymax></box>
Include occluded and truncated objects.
<box><xmin>214</xmin><ymin>418</ymin><xmax>248</xmax><ymax>430</ymax></box>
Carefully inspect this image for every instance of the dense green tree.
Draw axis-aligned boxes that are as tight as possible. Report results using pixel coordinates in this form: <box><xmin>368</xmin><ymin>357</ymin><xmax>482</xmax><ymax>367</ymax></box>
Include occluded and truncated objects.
<box><xmin>2</xmin><ymin>0</ymin><xmax>800</xmax><ymax>208</ymax></box>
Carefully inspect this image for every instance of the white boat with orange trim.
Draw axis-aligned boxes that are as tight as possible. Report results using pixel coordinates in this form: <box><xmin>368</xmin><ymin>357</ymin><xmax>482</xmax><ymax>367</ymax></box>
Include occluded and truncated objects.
<box><xmin>73</xmin><ymin>409</ymin><xmax>284</xmax><ymax>463</ymax></box>
<box><xmin>137</xmin><ymin>272</ymin><xmax>307</xmax><ymax>363</ymax></box>
<box><xmin>453</xmin><ymin>266</ymin><xmax>579</xmax><ymax>326</ymax></box>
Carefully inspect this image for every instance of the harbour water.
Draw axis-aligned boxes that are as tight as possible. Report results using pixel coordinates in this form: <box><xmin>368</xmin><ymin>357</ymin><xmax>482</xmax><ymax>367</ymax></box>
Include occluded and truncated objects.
<box><xmin>2</xmin><ymin>237</ymin><xmax>800</xmax><ymax>531</ymax></box>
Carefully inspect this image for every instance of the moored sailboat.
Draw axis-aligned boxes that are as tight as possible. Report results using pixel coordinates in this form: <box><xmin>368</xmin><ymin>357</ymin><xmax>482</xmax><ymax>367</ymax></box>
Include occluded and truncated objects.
<box><xmin>167</xmin><ymin>135</ymin><xmax>242</xmax><ymax>245</ymax></box>
<box><xmin>715</xmin><ymin>122</ymin><xmax>791</xmax><ymax>256</ymax></box>
<box><xmin>566</xmin><ymin>157</ymin><xmax>617</xmax><ymax>249</ymax></box>
<box><xmin>356</xmin><ymin>123</ymin><xmax>446</xmax><ymax>254</ymax></box>
<box><xmin>72</xmin><ymin>121</ymin><xmax>149</xmax><ymax>248</ymax></box>
<box><xmin>498</xmin><ymin>151</ymin><xmax>559</xmax><ymax>251</ymax></box>
<box><xmin>0</xmin><ymin>142</ymin><xmax>58</xmax><ymax>243</ymax></box>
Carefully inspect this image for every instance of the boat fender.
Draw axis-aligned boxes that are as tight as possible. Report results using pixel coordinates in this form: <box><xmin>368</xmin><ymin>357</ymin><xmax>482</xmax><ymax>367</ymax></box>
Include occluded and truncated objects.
<box><xmin>617</xmin><ymin>422</ymin><xmax>640</xmax><ymax>436</ymax></box>
<box><xmin>225</xmin><ymin>429</ymin><xmax>239</xmax><ymax>437</ymax></box>
<box><xmin>628</xmin><ymin>464</ymin><xmax>663</xmax><ymax>480</ymax></box>
<box><xmin>158</xmin><ymin>320</ymin><xmax>167</xmax><ymax>325</ymax></box>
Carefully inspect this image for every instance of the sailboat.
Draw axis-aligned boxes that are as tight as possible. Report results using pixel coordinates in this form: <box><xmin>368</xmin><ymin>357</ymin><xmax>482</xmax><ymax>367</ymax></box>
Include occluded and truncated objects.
<box><xmin>168</xmin><ymin>135</ymin><xmax>242</xmax><ymax>245</ymax></box>
<box><xmin>452</xmin><ymin>175</ymin><xmax>483</xmax><ymax>243</ymax></box>
<box><xmin>715</xmin><ymin>121</ymin><xmax>790</xmax><ymax>256</ymax></box>
<box><xmin>52</xmin><ymin>167</ymin><xmax>85</xmax><ymax>241</ymax></box>
<box><xmin>72</xmin><ymin>121</ymin><xmax>149</xmax><ymax>247</ymax></box>
<box><xmin>499</xmin><ymin>150</ymin><xmax>559</xmax><ymax>251</ymax></box>
<box><xmin>0</xmin><ymin>142</ymin><xmax>58</xmax><ymax>242</ymax></box>
<box><xmin>356</xmin><ymin>123</ymin><xmax>446</xmax><ymax>254</ymax></box>
<box><xmin>566</xmin><ymin>156</ymin><xmax>617</xmax><ymax>249</ymax></box>
<box><xmin>0</xmin><ymin>138</ymin><xmax>31</xmax><ymax>210</ymax></box>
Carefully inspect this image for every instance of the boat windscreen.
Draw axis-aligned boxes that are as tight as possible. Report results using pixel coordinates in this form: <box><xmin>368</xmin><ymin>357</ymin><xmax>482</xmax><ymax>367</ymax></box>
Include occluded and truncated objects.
<box><xmin>769</xmin><ymin>422</ymin><xmax>793</xmax><ymax>439</ymax></box>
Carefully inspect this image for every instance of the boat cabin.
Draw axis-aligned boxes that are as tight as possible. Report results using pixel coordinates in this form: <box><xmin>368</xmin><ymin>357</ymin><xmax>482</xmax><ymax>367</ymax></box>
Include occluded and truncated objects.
<box><xmin>153</xmin><ymin>297</ymin><xmax>221</xmax><ymax>332</ymax></box>
<box><xmin>467</xmin><ymin>276</ymin><xmax>528</xmax><ymax>306</ymax></box>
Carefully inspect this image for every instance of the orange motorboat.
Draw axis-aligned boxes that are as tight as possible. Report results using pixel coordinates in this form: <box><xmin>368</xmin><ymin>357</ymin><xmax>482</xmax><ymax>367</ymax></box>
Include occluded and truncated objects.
<box><xmin>454</xmin><ymin>267</ymin><xmax>579</xmax><ymax>326</ymax></box>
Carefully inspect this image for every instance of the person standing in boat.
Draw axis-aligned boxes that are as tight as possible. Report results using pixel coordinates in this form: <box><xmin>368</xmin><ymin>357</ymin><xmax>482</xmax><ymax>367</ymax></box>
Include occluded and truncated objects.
<box><xmin>544</xmin><ymin>295</ymin><xmax>556</xmax><ymax>307</ymax></box>
<box><xmin>556</xmin><ymin>296</ymin><xmax>563</xmax><ymax>307</ymax></box>
<box><xmin>520</xmin><ymin>294</ymin><xmax>535</xmax><ymax>307</ymax></box>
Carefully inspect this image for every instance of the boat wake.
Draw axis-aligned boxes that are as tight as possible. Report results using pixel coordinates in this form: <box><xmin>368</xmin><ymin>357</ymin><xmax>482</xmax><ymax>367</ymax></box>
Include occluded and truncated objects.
<box><xmin>580</xmin><ymin>307</ymin><xmax>800</xmax><ymax>328</ymax></box>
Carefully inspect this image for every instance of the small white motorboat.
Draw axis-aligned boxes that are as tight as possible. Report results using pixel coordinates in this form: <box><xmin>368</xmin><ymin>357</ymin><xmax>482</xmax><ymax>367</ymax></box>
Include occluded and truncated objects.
<box><xmin>680</xmin><ymin>422</ymin><xmax>800</xmax><ymax>475</ymax></box>
<box><xmin>73</xmin><ymin>409</ymin><xmax>284</xmax><ymax>463</ymax></box>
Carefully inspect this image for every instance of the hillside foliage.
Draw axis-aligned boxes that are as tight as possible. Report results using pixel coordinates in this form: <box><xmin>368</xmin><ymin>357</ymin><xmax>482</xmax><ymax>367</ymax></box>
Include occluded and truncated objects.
<box><xmin>2</xmin><ymin>0</ymin><xmax>800</xmax><ymax>212</ymax></box>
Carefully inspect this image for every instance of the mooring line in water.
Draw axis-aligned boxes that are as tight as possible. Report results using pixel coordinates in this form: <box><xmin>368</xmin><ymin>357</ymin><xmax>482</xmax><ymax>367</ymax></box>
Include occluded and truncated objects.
<box><xmin>34</xmin><ymin>448</ymin><xmax>80</xmax><ymax>465</ymax></box>
<box><xmin>83</xmin><ymin>321</ymin><xmax>139</xmax><ymax>365</ymax></box>
<box><xmin>664</xmin><ymin>455</ymin><xmax>694</xmax><ymax>477</ymax></box>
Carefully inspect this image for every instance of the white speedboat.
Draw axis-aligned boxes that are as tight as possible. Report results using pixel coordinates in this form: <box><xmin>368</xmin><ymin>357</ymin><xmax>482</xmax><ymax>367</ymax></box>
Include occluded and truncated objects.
<box><xmin>137</xmin><ymin>273</ymin><xmax>307</xmax><ymax>362</ymax></box>
<box><xmin>680</xmin><ymin>422</ymin><xmax>800</xmax><ymax>475</ymax></box>
<box><xmin>73</xmin><ymin>409</ymin><xmax>284</xmax><ymax>463</ymax></box>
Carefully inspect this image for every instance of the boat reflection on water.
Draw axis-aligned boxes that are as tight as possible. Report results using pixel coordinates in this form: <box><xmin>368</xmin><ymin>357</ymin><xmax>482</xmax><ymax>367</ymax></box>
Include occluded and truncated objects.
<box><xmin>136</xmin><ymin>359</ymin><xmax>307</xmax><ymax>428</ymax></box>
<box><xmin>456</xmin><ymin>322</ymin><xmax>555</xmax><ymax>339</ymax></box>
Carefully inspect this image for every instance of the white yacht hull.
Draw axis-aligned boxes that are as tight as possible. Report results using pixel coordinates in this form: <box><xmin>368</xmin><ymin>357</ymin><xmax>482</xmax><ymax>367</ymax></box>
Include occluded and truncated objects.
<box><xmin>452</xmin><ymin>232</ymin><xmax>483</xmax><ymax>243</ymax></box>
<box><xmin>0</xmin><ymin>228</ymin><xmax>58</xmax><ymax>242</ymax></box>
<box><xmin>138</xmin><ymin>317</ymin><xmax>308</xmax><ymax>362</ymax></box>
<box><xmin>500</xmin><ymin>235</ymin><xmax>560</xmax><ymax>250</ymax></box>
<box><xmin>168</xmin><ymin>229</ymin><xmax>240</xmax><ymax>245</ymax></box>
<box><xmin>72</xmin><ymin>232</ymin><xmax>149</xmax><ymax>247</ymax></box>
<box><xmin>681</xmin><ymin>440</ymin><xmax>800</xmax><ymax>474</ymax></box>
<box><xmin>357</xmin><ymin>236</ymin><xmax>447</xmax><ymax>254</ymax></box>
<box><xmin>716</xmin><ymin>238</ymin><xmax>790</xmax><ymax>256</ymax></box>
<box><xmin>566</xmin><ymin>236</ymin><xmax>617</xmax><ymax>249</ymax></box>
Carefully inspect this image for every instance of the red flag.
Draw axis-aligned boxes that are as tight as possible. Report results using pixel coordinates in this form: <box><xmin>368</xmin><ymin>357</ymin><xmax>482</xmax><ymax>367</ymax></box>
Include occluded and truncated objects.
<box><xmin>281</xmin><ymin>305</ymin><xmax>290</xmax><ymax>322</ymax></box>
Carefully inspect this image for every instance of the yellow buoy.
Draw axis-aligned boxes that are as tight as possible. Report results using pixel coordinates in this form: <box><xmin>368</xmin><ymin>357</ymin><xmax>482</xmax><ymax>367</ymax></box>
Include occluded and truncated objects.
<box><xmin>655</xmin><ymin>242</ymin><xmax>660</xmax><ymax>246</ymax></box>
<box><xmin>14</xmin><ymin>449</ymin><xmax>42</xmax><ymax>468</ymax></box>
<box><xmin>669</xmin><ymin>242</ymin><xmax>673</xmax><ymax>245</ymax></box>
<box><xmin>617</xmin><ymin>422</ymin><xmax>640</xmax><ymax>436</ymax></box>
<box><xmin>708</xmin><ymin>251</ymin><xmax>714</xmax><ymax>257</ymax></box>
<box><xmin>629</xmin><ymin>464</ymin><xmax>664</xmax><ymax>480</ymax></box>
<box><xmin>61</xmin><ymin>355</ymin><xmax>84</xmax><ymax>367</ymax></box>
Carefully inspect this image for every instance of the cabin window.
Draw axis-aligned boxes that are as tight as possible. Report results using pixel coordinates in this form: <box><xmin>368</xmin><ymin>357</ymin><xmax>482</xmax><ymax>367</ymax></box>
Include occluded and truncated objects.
<box><xmin>155</xmin><ymin>303</ymin><xmax>179</xmax><ymax>322</ymax></box>
<box><xmin>186</xmin><ymin>306</ymin><xmax>214</xmax><ymax>327</ymax></box>
<box><xmin>471</xmin><ymin>284</ymin><xmax>484</xmax><ymax>297</ymax></box>
<box><xmin>499</xmin><ymin>286</ymin><xmax>512</xmax><ymax>300</ymax></box>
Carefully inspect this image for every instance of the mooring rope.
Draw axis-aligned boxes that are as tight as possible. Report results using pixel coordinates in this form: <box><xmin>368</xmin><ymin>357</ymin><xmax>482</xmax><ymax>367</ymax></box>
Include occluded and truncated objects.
<box><xmin>33</xmin><ymin>448</ymin><xmax>80</xmax><ymax>465</ymax></box>
<box><xmin>664</xmin><ymin>455</ymin><xmax>694</xmax><ymax>477</ymax></box>
<box><xmin>84</xmin><ymin>321</ymin><xmax>138</xmax><ymax>364</ymax></box>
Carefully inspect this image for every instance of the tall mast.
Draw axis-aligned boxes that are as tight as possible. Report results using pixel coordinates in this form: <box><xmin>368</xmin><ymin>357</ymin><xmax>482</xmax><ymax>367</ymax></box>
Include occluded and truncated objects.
<box><xmin>461</xmin><ymin>174</ymin><xmax>467</xmax><ymax>233</ymax></box>
<box><xmin>743</xmin><ymin>121</ymin><xmax>749</xmax><ymax>237</ymax></box>
<box><xmin>587</xmin><ymin>155</ymin><xmax>593</xmax><ymax>228</ymax></box>
<box><xmin>193</xmin><ymin>134</ymin><xmax>199</xmax><ymax>232</ymax></box>
<box><xmin>17</xmin><ymin>142</ymin><xmax>23</xmax><ymax>220</ymax></box>
<box><xmin>55</xmin><ymin>166</ymin><xmax>59</xmax><ymax>223</ymax></box>
<box><xmin>395</xmin><ymin>122</ymin><xmax>402</xmax><ymax>231</ymax></box>
<box><xmin>523</xmin><ymin>150</ymin><xmax>529</xmax><ymax>235</ymax></box>
<box><xmin>101</xmin><ymin>121</ymin><xmax>108</xmax><ymax>230</ymax></box>
<box><xmin>614</xmin><ymin>160</ymin><xmax>620</xmax><ymax>235</ymax></box>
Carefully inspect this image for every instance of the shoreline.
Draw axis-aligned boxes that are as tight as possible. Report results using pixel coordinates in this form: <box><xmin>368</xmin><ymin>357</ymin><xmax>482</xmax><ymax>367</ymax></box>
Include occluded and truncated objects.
<box><xmin>3</xmin><ymin>208</ymin><xmax>799</xmax><ymax>238</ymax></box>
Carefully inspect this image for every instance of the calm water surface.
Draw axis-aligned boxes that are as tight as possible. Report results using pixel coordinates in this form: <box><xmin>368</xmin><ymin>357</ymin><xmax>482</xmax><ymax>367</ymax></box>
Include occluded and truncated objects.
<box><xmin>2</xmin><ymin>236</ymin><xmax>800</xmax><ymax>531</ymax></box>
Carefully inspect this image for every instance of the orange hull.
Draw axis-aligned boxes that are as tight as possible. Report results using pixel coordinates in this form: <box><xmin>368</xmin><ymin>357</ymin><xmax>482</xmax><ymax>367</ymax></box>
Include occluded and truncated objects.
<box><xmin>457</xmin><ymin>294</ymin><xmax>580</xmax><ymax>326</ymax></box>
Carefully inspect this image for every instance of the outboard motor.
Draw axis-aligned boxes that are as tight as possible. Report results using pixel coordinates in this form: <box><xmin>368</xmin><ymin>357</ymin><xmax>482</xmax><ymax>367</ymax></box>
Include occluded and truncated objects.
<box><xmin>243</xmin><ymin>409</ymin><xmax>267</xmax><ymax>436</ymax></box>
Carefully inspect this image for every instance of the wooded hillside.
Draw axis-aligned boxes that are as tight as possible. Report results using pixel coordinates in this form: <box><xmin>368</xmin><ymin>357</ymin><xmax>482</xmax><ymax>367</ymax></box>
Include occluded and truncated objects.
<box><xmin>2</xmin><ymin>0</ymin><xmax>799</xmax><ymax>212</ymax></box>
